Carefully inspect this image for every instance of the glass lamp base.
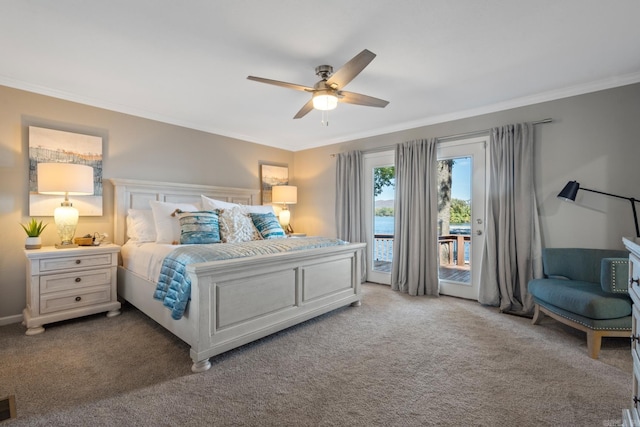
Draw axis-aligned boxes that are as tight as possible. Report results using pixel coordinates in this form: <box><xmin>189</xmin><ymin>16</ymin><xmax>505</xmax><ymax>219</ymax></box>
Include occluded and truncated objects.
<box><xmin>55</xmin><ymin>242</ymin><xmax>78</xmax><ymax>249</ymax></box>
<box><xmin>54</xmin><ymin>204</ymin><xmax>79</xmax><ymax>249</ymax></box>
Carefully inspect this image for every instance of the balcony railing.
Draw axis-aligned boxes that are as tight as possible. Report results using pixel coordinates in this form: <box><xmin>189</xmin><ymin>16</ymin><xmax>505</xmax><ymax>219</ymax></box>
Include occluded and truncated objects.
<box><xmin>373</xmin><ymin>234</ymin><xmax>471</xmax><ymax>266</ymax></box>
<box><xmin>373</xmin><ymin>234</ymin><xmax>394</xmax><ymax>262</ymax></box>
<box><xmin>438</xmin><ymin>234</ymin><xmax>471</xmax><ymax>266</ymax></box>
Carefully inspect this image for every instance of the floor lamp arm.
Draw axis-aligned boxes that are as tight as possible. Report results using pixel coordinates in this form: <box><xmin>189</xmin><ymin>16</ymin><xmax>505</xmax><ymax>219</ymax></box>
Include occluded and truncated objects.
<box><xmin>630</xmin><ymin>198</ymin><xmax>640</xmax><ymax>238</ymax></box>
<box><xmin>582</xmin><ymin>187</ymin><xmax>640</xmax><ymax>238</ymax></box>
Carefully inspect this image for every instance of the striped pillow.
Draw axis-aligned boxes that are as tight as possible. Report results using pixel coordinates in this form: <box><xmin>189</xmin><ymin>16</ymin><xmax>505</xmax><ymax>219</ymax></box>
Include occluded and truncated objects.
<box><xmin>177</xmin><ymin>210</ymin><xmax>221</xmax><ymax>244</ymax></box>
<box><xmin>250</xmin><ymin>212</ymin><xmax>286</xmax><ymax>239</ymax></box>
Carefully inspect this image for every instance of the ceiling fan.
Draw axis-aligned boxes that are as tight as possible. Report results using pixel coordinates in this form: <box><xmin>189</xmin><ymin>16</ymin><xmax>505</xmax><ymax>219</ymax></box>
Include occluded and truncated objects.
<box><xmin>247</xmin><ymin>49</ymin><xmax>389</xmax><ymax>120</ymax></box>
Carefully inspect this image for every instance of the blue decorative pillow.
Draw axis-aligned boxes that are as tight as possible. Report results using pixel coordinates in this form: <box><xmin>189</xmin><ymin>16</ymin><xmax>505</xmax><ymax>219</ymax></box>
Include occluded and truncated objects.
<box><xmin>249</xmin><ymin>212</ymin><xmax>286</xmax><ymax>239</ymax></box>
<box><xmin>177</xmin><ymin>210</ymin><xmax>221</xmax><ymax>244</ymax></box>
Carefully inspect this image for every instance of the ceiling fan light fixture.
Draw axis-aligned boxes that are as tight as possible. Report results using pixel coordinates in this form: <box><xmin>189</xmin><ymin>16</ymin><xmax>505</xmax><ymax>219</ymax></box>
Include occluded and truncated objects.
<box><xmin>312</xmin><ymin>91</ymin><xmax>338</xmax><ymax>111</ymax></box>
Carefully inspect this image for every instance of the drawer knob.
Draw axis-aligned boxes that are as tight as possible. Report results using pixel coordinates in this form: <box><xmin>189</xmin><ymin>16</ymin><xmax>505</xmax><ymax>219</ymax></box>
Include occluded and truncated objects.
<box><xmin>75</xmin><ymin>296</ymin><xmax>82</xmax><ymax>302</ymax></box>
<box><xmin>634</xmin><ymin>396</ymin><xmax>640</xmax><ymax>405</ymax></box>
<box><xmin>75</xmin><ymin>259</ymin><xmax>81</xmax><ymax>265</ymax></box>
<box><xmin>631</xmin><ymin>277</ymin><xmax>640</xmax><ymax>286</ymax></box>
<box><xmin>75</xmin><ymin>277</ymin><xmax>82</xmax><ymax>283</ymax></box>
<box><xmin>631</xmin><ymin>335</ymin><xmax>640</xmax><ymax>343</ymax></box>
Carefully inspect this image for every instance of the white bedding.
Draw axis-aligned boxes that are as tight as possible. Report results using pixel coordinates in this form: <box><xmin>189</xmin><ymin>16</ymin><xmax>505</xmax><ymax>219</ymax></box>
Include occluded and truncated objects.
<box><xmin>120</xmin><ymin>241</ymin><xmax>176</xmax><ymax>282</ymax></box>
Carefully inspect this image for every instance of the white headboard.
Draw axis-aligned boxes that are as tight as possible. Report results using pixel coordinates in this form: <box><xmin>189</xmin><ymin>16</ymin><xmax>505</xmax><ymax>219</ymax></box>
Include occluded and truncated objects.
<box><xmin>110</xmin><ymin>178</ymin><xmax>261</xmax><ymax>245</ymax></box>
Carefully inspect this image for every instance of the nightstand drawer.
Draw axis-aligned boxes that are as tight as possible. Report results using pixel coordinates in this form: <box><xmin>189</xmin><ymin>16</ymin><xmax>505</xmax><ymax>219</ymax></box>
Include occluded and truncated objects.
<box><xmin>40</xmin><ymin>269</ymin><xmax>112</xmax><ymax>294</ymax></box>
<box><xmin>39</xmin><ymin>253</ymin><xmax>113</xmax><ymax>273</ymax></box>
<box><xmin>40</xmin><ymin>285</ymin><xmax>111</xmax><ymax>314</ymax></box>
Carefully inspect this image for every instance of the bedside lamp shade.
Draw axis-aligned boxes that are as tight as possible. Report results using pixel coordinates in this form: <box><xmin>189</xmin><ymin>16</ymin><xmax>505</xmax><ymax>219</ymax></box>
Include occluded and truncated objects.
<box><xmin>272</xmin><ymin>185</ymin><xmax>297</xmax><ymax>233</ymax></box>
<box><xmin>37</xmin><ymin>163</ymin><xmax>94</xmax><ymax>248</ymax></box>
<box><xmin>272</xmin><ymin>185</ymin><xmax>297</xmax><ymax>204</ymax></box>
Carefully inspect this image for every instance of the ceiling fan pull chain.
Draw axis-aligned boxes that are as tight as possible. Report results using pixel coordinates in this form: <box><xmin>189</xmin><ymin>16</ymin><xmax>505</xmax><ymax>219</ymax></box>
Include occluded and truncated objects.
<box><xmin>321</xmin><ymin>109</ymin><xmax>329</xmax><ymax>127</ymax></box>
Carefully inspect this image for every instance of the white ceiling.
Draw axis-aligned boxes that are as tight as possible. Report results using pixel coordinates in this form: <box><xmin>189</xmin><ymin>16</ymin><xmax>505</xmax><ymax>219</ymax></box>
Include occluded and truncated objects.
<box><xmin>2</xmin><ymin>1</ymin><xmax>639</xmax><ymax>152</ymax></box>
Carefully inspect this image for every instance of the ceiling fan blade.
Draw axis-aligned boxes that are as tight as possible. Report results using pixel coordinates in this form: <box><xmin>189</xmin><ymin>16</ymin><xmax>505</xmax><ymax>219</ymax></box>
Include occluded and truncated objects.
<box><xmin>247</xmin><ymin>76</ymin><xmax>312</xmax><ymax>92</ymax></box>
<box><xmin>293</xmin><ymin>99</ymin><xmax>314</xmax><ymax>119</ymax></box>
<box><xmin>326</xmin><ymin>49</ymin><xmax>377</xmax><ymax>89</ymax></box>
<box><xmin>339</xmin><ymin>91</ymin><xmax>389</xmax><ymax>108</ymax></box>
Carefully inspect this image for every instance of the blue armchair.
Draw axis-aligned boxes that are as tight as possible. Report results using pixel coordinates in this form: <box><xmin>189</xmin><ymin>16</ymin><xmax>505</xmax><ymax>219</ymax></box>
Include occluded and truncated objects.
<box><xmin>527</xmin><ymin>248</ymin><xmax>630</xmax><ymax>358</ymax></box>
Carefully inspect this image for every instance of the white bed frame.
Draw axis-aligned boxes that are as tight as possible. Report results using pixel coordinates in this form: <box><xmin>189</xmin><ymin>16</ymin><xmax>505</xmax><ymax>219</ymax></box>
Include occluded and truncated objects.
<box><xmin>110</xmin><ymin>178</ymin><xmax>364</xmax><ymax>372</ymax></box>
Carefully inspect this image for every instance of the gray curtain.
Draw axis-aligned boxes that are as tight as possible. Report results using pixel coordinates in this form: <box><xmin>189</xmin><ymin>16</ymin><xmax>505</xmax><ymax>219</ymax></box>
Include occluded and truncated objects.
<box><xmin>478</xmin><ymin>123</ymin><xmax>543</xmax><ymax>314</ymax></box>
<box><xmin>391</xmin><ymin>139</ymin><xmax>439</xmax><ymax>296</ymax></box>
<box><xmin>335</xmin><ymin>150</ymin><xmax>367</xmax><ymax>281</ymax></box>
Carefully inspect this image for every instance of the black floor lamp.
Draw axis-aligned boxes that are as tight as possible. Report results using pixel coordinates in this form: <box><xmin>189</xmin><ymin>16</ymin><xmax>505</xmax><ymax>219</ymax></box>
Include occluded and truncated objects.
<box><xmin>558</xmin><ymin>180</ymin><xmax>640</xmax><ymax>238</ymax></box>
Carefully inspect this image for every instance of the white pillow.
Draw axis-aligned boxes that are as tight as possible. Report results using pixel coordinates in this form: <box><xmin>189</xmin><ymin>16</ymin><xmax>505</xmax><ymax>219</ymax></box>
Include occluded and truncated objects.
<box><xmin>201</xmin><ymin>195</ymin><xmax>238</xmax><ymax>211</ymax></box>
<box><xmin>201</xmin><ymin>194</ymin><xmax>275</xmax><ymax>215</ymax></box>
<box><xmin>150</xmin><ymin>200</ymin><xmax>201</xmax><ymax>244</ymax></box>
<box><xmin>126</xmin><ymin>209</ymin><xmax>156</xmax><ymax>242</ymax></box>
<box><xmin>244</xmin><ymin>204</ymin><xmax>276</xmax><ymax>215</ymax></box>
<box><xmin>218</xmin><ymin>206</ymin><xmax>263</xmax><ymax>243</ymax></box>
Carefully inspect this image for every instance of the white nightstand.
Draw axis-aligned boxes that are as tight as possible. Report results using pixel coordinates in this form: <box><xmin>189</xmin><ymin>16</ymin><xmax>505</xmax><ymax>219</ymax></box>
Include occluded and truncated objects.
<box><xmin>23</xmin><ymin>244</ymin><xmax>121</xmax><ymax>336</ymax></box>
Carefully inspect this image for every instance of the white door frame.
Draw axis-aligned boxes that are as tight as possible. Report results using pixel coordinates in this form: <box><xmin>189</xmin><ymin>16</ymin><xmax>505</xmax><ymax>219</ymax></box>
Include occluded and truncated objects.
<box><xmin>437</xmin><ymin>136</ymin><xmax>488</xmax><ymax>300</ymax></box>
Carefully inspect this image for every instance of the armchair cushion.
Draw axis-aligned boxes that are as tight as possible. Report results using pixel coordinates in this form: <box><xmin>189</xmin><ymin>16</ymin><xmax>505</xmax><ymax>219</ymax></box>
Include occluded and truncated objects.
<box><xmin>528</xmin><ymin>278</ymin><xmax>631</xmax><ymax>320</ymax></box>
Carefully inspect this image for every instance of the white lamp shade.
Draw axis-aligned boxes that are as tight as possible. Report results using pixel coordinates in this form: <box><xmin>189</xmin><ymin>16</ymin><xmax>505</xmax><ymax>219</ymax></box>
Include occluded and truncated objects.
<box><xmin>312</xmin><ymin>92</ymin><xmax>338</xmax><ymax>111</ymax></box>
<box><xmin>37</xmin><ymin>163</ymin><xmax>94</xmax><ymax>195</ymax></box>
<box><xmin>272</xmin><ymin>185</ymin><xmax>297</xmax><ymax>204</ymax></box>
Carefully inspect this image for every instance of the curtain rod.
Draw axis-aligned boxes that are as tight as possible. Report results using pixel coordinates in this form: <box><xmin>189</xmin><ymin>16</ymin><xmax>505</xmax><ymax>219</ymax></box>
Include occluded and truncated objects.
<box><xmin>329</xmin><ymin>118</ymin><xmax>552</xmax><ymax>157</ymax></box>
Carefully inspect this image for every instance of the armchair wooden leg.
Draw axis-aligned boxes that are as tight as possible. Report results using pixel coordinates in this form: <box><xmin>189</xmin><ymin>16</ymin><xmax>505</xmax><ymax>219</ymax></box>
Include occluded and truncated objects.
<box><xmin>532</xmin><ymin>304</ymin><xmax>545</xmax><ymax>325</ymax></box>
<box><xmin>587</xmin><ymin>330</ymin><xmax>602</xmax><ymax>359</ymax></box>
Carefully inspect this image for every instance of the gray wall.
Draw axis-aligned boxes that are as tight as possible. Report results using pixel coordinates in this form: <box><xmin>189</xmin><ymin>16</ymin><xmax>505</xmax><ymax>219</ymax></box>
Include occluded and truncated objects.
<box><xmin>295</xmin><ymin>83</ymin><xmax>640</xmax><ymax>249</ymax></box>
<box><xmin>2</xmin><ymin>82</ymin><xmax>639</xmax><ymax>323</ymax></box>
<box><xmin>0</xmin><ymin>85</ymin><xmax>293</xmax><ymax>322</ymax></box>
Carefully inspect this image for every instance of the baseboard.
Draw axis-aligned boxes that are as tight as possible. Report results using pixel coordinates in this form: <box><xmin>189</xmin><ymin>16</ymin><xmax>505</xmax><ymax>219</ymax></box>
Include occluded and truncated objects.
<box><xmin>0</xmin><ymin>314</ymin><xmax>23</xmax><ymax>326</ymax></box>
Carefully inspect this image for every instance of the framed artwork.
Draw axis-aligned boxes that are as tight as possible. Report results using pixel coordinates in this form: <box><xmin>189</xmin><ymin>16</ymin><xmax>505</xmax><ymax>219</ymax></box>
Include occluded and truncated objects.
<box><xmin>260</xmin><ymin>164</ymin><xmax>288</xmax><ymax>204</ymax></box>
<box><xmin>28</xmin><ymin>126</ymin><xmax>103</xmax><ymax>216</ymax></box>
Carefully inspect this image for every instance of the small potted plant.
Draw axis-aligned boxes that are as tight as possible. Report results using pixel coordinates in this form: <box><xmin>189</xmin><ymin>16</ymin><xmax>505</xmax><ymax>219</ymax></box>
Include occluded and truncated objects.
<box><xmin>21</xmin><ymin>218</ymin><xmax>48</xmax><ymax>249</ymax></box>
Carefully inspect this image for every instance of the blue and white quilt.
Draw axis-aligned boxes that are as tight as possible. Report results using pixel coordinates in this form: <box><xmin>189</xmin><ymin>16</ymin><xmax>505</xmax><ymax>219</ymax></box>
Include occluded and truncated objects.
<box><xmin>153</xmin><ymin>237</ymin><xmax>346</xmax><ymax>319</ymax></box>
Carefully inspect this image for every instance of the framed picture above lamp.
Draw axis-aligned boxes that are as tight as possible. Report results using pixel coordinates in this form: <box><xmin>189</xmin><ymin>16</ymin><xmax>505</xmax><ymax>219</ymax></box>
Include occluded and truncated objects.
<box><xmin>260</xmin><ymin>163</ymin><xmax>288</xmax><ymax>205</ymax></box>
<box><xmin>28</xmin><ymin>126</ymin><xmax>103</xmax><ymax>217</ymax></box>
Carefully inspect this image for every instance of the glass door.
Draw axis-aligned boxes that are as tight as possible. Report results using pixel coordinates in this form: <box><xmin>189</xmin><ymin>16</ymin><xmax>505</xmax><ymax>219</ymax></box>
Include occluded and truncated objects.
<box><xmin>437</xmin><ymin>136</ymin><xmax>487</xmax><ymax>300</ymax></box>
<box><xmin>364</xmin><ymin>151</ymin><xmax>395</xmax><ymax>285</ymax></box>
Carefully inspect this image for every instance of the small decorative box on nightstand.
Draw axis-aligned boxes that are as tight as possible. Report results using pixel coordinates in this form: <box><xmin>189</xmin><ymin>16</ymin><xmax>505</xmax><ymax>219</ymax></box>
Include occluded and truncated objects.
<box><xmin>23</xmin><ymin>244</ymin><xmax>121</xmax><ymax>336</ymax></box>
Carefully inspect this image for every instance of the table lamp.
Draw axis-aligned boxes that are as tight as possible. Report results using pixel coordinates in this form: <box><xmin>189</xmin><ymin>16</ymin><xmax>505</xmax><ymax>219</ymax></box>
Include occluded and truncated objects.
<box><xmin>272</xmin><ymin>185</ymin><xmax>297</xmax><ymax>234</ymax></box>
<box><xmin>37</xmin><ymin>162</ymin><xmax>94</xmax><ymax>248</ymax></box>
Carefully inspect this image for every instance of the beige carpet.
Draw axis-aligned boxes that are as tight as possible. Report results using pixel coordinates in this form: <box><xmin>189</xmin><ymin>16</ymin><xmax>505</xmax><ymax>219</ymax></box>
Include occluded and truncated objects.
<box><xmin>0</xmin><ymin>283</ymin><xmax>632</xmax><ymax>426</ymax></box>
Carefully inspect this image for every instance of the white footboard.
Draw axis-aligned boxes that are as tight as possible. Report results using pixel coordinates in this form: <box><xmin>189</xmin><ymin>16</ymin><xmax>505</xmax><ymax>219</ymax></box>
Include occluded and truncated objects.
<box><xmin>187</xmin><ymin>243</ymin><xmax>364</xmax><ymax>372</ymax></box>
